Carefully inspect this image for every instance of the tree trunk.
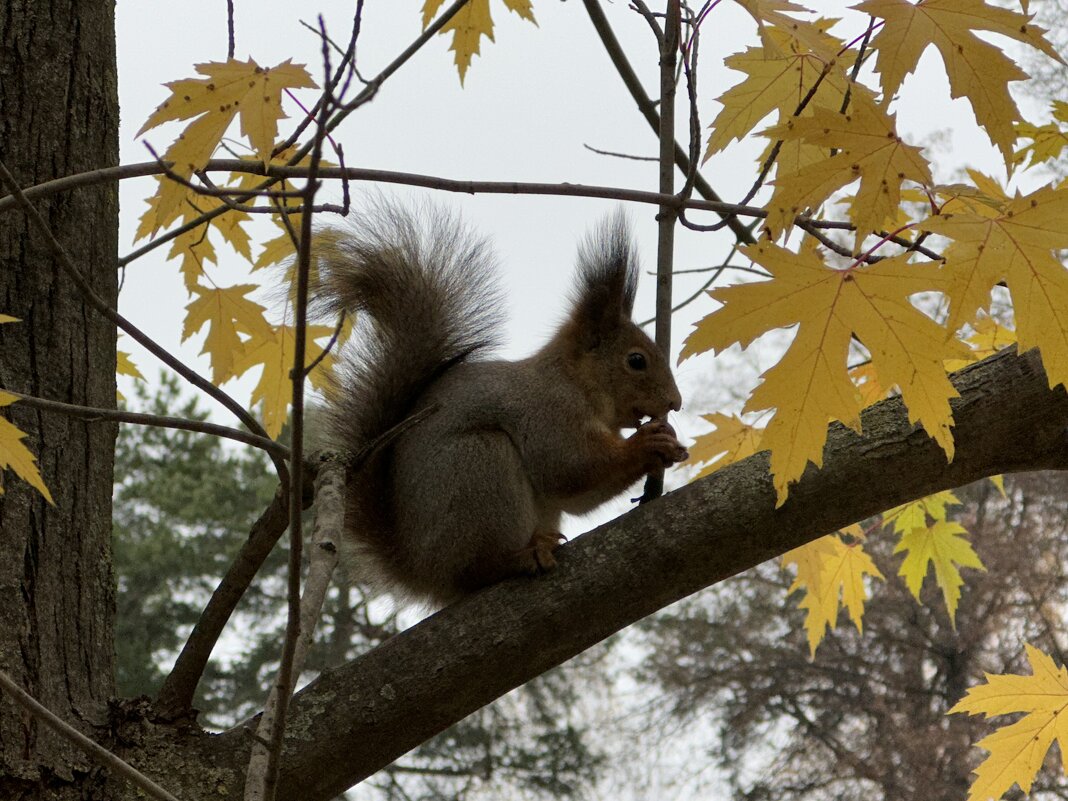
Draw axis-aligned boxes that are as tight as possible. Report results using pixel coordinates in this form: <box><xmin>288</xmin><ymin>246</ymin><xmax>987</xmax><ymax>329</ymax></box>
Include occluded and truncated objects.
<box><xmin>0</xmin><ymin>1</ymin><xmax>119</xmax><ymax>797</ymax></box>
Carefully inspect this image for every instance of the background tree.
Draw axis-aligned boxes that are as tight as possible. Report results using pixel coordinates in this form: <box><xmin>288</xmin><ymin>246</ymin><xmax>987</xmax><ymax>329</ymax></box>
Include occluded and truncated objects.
<box><xmin>641</xmin><ymin>474</ymin><xmax>1068</xmax><ymax>801</ymax></box>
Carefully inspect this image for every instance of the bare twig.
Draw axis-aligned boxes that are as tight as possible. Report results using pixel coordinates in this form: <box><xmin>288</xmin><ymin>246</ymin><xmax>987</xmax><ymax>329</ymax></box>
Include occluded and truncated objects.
<box><xmin>638</xmin><ymin>241</ymin><xmax>742</xmax><ymax>327</ymax></box>
<box><xmin>2</xmin><ymin>391</ymin><xmax>290</xmax><ymax>460</ymax></box>
<box><xmin>677</xmin><ymin>2</ymin><xmax>703</xmax><ymax>208</ymax></box>
<box><xmin>638</xmin><ymin>0</ymin><xmax>681</xmax><ymax>506</ymax></box>
<box><xmin>667</xmin><ymin>261</ymin><xmax>769</xmax><ymax>278</ymax></box>
<box><xmin>225</xmin><ymin>0</ymin><xmax>235</xmax><ymax>60</ymax></box>
<box><xmin>279</xmin><ymin>0</ymin><xmax>366</xmax><ymax>155</ymax></box>
<box><xmin>629</xmin><ymin>0</ymin><xmax>665</xmax><ymax>45</ymax></box>
<box><xmin>141</xmin><ymin>144</ymin><xmax>340</xmax><ymax>218</ymax></box>
<box><xmin>580</xmin><ymin>0</ymin><xmax>756</xmax><ymax>245</ymax></box>
<box><xmin>799</xmin><ymin>221</ymin><xmax>863</xmax><ymax>260</ymax></box>
<box><xmin>0</xmin><ymin>160</ymin><xmax>290</xmax><ymax>488</ymax></box>
<box><xmin>840</xmin><ymin>20</ymin><xmax>874</xmax><ymax>116</ymax></box>
<box><xmin>0</xmin><ymin>671</ymin><xmax>182</xmax><ymax>801</ymax></box>
<box><xmin>0</xmin><ymin>161</ymin><xmax>743</xmax><ymax>221</ymax></box>
<box><xmin>2</xmin><ymin>159</ymin><xmax>919</xmax><ymax>250</ymax></box>
<box><xmin>733</xmin><ymin>62</ymin><xmax>834</xmax><ymax>214</ymax></box>
<box><xmin>248</xmin><ymin>21</ymin><xmax>333</xmax><ymax>801</ymax></box>
<box><xmin>582</xmin><ymin>143</ymin><xmax>658</xmax><ymax>162</ymax></box>
<box><xmin>305</xmin><ymin>312</ymin><xmax>348</xmax><ymax>375</ymax></box>
<box><xmin>245</xmin><ymin>456</ymin><xmax>344</xmax><ymax>798</ymax></box>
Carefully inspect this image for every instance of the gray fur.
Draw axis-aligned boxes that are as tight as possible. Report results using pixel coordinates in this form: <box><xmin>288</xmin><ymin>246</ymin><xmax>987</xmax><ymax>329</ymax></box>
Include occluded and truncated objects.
<box><xmin>320</xmin><ymin>205</ymin><xmax>683</xmax><ymax>606</ymax></box>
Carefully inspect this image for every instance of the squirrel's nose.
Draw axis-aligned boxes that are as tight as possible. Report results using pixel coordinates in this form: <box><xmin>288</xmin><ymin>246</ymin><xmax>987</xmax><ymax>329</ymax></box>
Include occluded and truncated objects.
<box><xmin>669</xmin><ymin>390</ymin><xmax>682</xmax><ymax>412</ymax></box>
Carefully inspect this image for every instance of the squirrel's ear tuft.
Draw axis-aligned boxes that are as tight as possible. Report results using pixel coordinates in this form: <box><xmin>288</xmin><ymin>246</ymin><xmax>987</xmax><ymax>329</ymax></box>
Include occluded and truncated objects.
<box><xmin>571</xmin><ymin>212</ymin><xmax>638</xmax><ymax>347</ymax></box>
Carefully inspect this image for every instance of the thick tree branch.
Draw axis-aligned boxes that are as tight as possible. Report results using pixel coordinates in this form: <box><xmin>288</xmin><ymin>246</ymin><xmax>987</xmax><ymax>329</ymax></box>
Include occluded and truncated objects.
<box><xmin>190</xmin><ymin>347</ymin><xmax>1068</xmax><ymax>801</ymax></box>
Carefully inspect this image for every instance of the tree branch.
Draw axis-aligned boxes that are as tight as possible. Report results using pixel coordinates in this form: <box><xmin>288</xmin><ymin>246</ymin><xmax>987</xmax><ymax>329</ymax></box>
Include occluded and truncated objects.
<box><xmin>639</xmin><ymin>0</ymin><xmax>681</xmax><ymax>504</ymax></box>
<box><xmin>0</xmin><ymin>159</ymin><xmax>911</xmax><ymax>252</ymax></box>
<box><xmin>195</xmin><ymin>347</ymin><xmax>1068</xmax><ymax>801</ymax></box>
<box><xmin>155</xmin><ymin>486</ymin><xmax>293</xmax><ymax>720</ymax></box>
<box><xmin>251</xmin><ymin>39</ymin><xmax>333</xmax><ymax>797</ymax></box>
<box><xmin>3</xmin><ymin>390</ymin><xmax>290</xmax><ymax>461</ymax></box>
<box><xmin>245</xmin><ymin>455</ymin><xmax>342</xmax><ymax>800</ymax></box>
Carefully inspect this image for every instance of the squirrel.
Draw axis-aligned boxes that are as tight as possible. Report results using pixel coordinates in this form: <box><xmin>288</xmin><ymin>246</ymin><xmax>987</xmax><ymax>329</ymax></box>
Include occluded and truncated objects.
<box><xmin>316</xmin><ymin>204</ymin><xmax>688</xmax><ymax>606</ymax></box>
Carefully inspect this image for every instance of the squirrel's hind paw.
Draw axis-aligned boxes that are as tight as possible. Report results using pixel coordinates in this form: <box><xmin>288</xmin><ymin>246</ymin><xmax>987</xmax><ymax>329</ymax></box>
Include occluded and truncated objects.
<box><xmin>529</xmin><ymin>530</ymin><xmax>567</xmax><ymax>572</ymax></box>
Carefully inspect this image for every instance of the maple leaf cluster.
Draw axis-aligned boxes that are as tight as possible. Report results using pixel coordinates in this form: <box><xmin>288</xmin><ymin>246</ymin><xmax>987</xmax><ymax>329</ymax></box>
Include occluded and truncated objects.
<box><xmin>129</xmin><ymin>60</ymin><xmax>339</xmax><ymax>441</ymax></box>
<box><xmin>666</xmin><ymin>4</ymin><xmax>1068</xmax><ymax>798</ymax></box>
<box><xmin>684</xmin><ymin>0</ymin><xmax>1068</xmax><ymax>511</ymax></box>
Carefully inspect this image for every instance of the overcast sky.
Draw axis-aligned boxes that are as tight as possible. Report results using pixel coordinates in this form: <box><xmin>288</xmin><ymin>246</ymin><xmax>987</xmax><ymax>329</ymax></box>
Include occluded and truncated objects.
<box><xmin>113</xmin><ymin>0</ymin><xmax>1048</xmax><ymax>429</ymax></box>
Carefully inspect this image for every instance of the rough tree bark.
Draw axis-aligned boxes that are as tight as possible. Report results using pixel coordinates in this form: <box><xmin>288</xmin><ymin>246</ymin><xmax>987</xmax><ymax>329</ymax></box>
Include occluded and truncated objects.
<box><xmin>0</xmin><ymin>1</ymin><xmax>119</xmax><ymax>799</ymax></box>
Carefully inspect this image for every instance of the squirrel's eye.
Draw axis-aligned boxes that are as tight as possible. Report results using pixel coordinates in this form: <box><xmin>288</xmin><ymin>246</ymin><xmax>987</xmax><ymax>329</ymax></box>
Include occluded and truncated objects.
<box><xmin>627</xmin><ymin>352</ymin><xmax>647</xmax><ymax>371</ymax></box>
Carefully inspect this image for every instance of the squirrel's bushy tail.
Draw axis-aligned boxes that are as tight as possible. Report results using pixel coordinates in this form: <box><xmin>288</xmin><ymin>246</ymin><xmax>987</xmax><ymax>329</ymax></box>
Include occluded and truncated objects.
<box><xmin>314</xmin><ymin>204</ymin><xmax>502</xmax><ymax>601</ymax></box>
<box><xmin>317</xmin><ymin>203</ymin><xmax>503</xmax><ymax>455</ymax></box>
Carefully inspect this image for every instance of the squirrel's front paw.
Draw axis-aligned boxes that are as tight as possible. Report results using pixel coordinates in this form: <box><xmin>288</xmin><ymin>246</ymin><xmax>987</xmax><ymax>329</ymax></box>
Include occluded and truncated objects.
<box><xmin>631</xmin><ymin>419</ymin><xmax>689</xmax><ymax>470</ymax></box>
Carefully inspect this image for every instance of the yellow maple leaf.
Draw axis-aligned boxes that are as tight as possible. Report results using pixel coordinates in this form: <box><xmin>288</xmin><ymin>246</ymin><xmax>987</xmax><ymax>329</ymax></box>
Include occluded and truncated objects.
<box><xmin>950</xmin><ymin>645</ymin><xmax>1068</xmax><ymax>801</ymax></box>
<box><xmin>212</xmin><ymin>202</ymin><xmax>253</xmax><ymax>262</ymax></box>
<box><xmin>964</xmin><ymin>169</ymin><xmax>1012</xmax><ymax>204</ymax></box>
<box><xmin>422</xmin><ymin>0</ymin><xmax>536</xmax><ymax>84</ymax></box>
<box><xmin>254</xmin><ymin>213</ymin><xmax>303</xmax><ymax>271</ymax></box>
<box><xmin>169</xmin><ymin>223</ymin><xmax>219</xmax><ymax>292</ymax></box>
<box><xmin>762</xmin><ymin>101</ymin><xmax>931</xmax><ymax>239</ymax></box>
<box><xmin>705</xmin><ymin>21</ymin><xmax>854</xmax><ymax>161</ymax></box>
<box><xmin>233</xmin><ymin>324</ymin><xmax>338</xmax><ymax>438</ymax></box>
<box><xmin>838</xmin><ymin>186</ymin><xmax>928</xmax><ymax>242</ymax></box>
<box><xmin>783</xmin><ymin>535</ymin><xmax>840</xmax><ymax>654</ymax></box>
<box><xmin>0</xmin><ymin>392</ymin><xmax>54</xmax><ymax>504</ymax></box>
<box><xmin>733</xmin><ymin>0</ymin><xmax>841</xmax><ymax>59</ymax></box>
<box><xmin>853</xmin><ymin>0</ymin><xmax>1062</xmax><ymax>165</ymax></box>
<box><xmin>115</xmin><ymin>350</ymin><xmax>146</xmax><ymax>403</ymax></box>
<box><xmin>1014</xmin><ymin>102</ymin><xmax>1068</xmax><ymax>169</ymax></box>
<box><xmin>894</xmin><ymin>520</ymin><xmax>985</xmax><ymax>624</ymax></box>
<box><xmin>922</xmin><ymin>185</ymin><xmax>1068</xmax><ymax>387</ymax></box>
<box><xmin>990</xmin><ymin>474</ymin><xmax>1006</xmax><ymax>497</ymax></box>
<box><xmin>183</xmin><ymin>284</ymin><xmax>273</xmax><ymax>385</ymax></box>
<box><xmin>784</xmin><ymin>527</ymin><xmax>884</xmax><ymax>655</ymax></box>
<box><xmin>687</xmin><ymin>412</ymin><xmax>763</xmax><ymax>479</ymax></box>
<box><xmin>1014</xmin><ymin>122</ymin><xmax>1068</xmax><ymax>170</ymax></box>
<box><xmin>882</xmin><ymin>489</ymin><xmax>961</xmax><ymax>534</ymax></box>
<box><xmin>681</xmin><ymin>242</ymin><xmax>963</xmax><ymax>505</ymax></box>
<box><xmin>936</xmin><ymin>170</ymin><xmax>1010</xmax><ymax>218</ymax></box>
<box><xmin>944</xmin><ymin>316</ymin><xmax>1017</xmax><ymax>372</ymax></box>
<box><xmin>135</xmin><ymin>184</ymin><xmax>253</xmax><ymax>288</ymax></box>
<box><xmin>138</xmin><ymin>58</ymin><xmax>316</xmax><ymax>227</ymax></box>
<box><xmin>848</xmin><ymin>362</ymin><xmax>888</xmax><ymax>407</ymax></box>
